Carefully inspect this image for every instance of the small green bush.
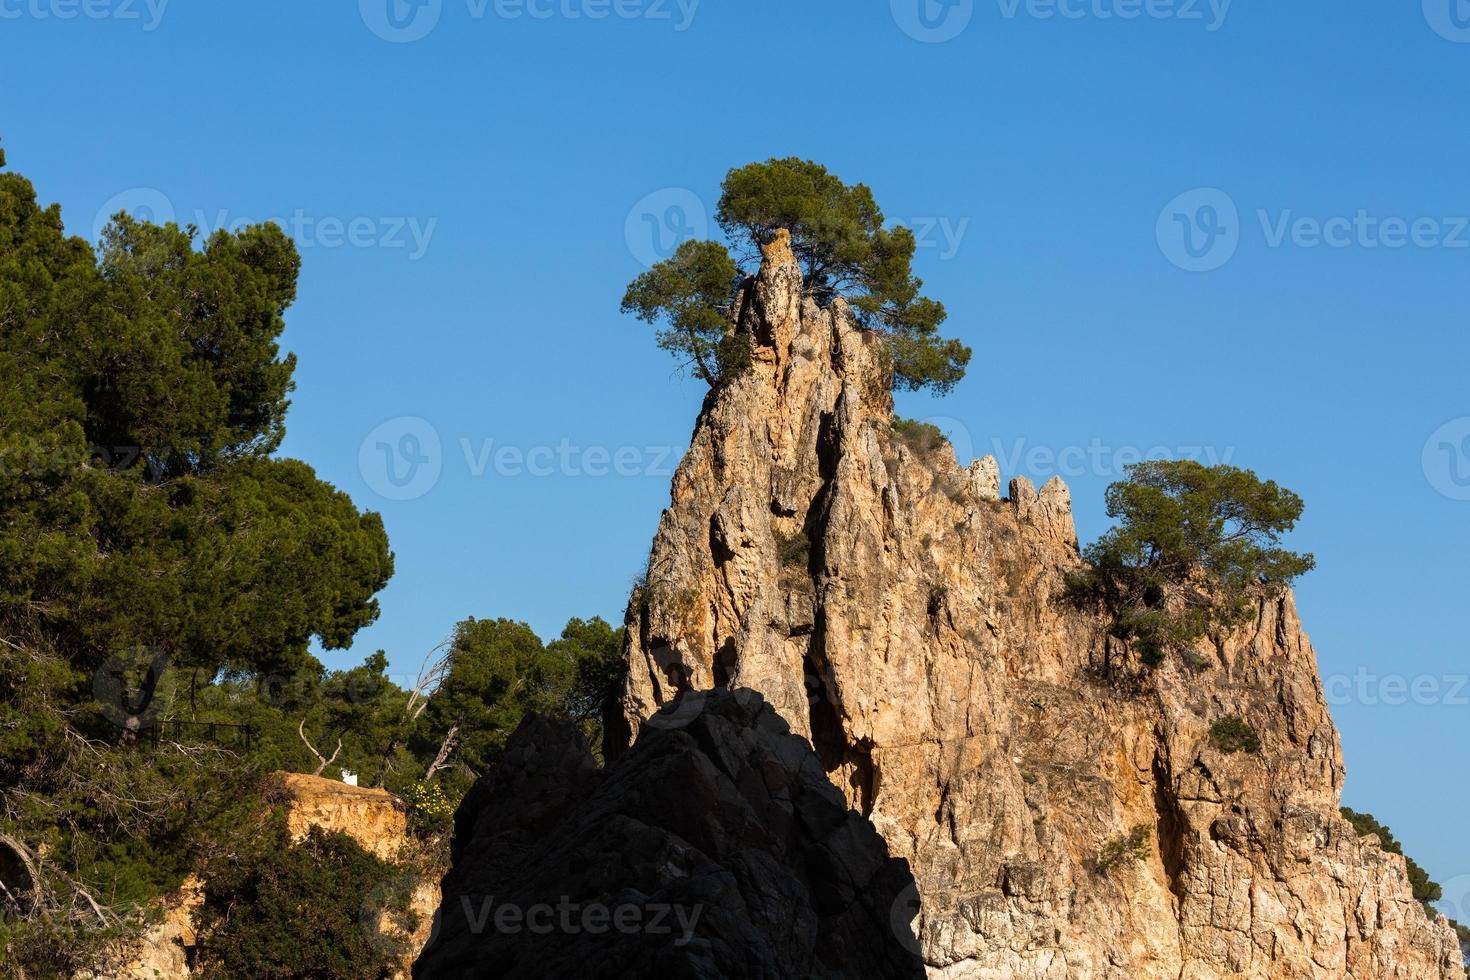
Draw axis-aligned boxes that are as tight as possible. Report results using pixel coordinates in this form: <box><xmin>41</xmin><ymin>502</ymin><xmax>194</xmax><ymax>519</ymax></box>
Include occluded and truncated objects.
<box><xmin>194</xmin><ymin>814</ymin><xmax>413</xmax><ymax>979</ymax></box>
<box><xmin>775</xmin><ymin>529</ymin><xmax>811</xmax><ymax>567</ymax></box>
<box><xmin>1097</xmin><ymin>823</ymin><xmax>1152</xmax><ymax>874</ymax></box>
<box><xmin>892</xmin><ymin>417</ymin><xmax>949</xmax><ymax>455</ymax></box>
<box><xmin>1209</xmin><ymin>715</ymin><xmax>1262</xmax><ymax>755</ymax></box>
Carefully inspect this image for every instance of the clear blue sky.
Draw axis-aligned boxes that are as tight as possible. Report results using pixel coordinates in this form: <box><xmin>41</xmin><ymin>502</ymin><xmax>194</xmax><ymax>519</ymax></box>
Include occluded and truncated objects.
<box><xmin>4</xmin><ymin>0</ymin><xmax>1468</xmax><ymax>904</ymax></box>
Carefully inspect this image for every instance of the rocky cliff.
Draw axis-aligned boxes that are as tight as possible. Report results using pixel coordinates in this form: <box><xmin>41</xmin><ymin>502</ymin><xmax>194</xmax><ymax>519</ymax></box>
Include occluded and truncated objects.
<box><xmin>417</xmin><ymin>690</ymin><xmax>926</xmax><ymax>978</ymax></box>
<box><xmin>613</xmin><ymin>231</ymin><xmax>1462</xmax><ymax>979</ymax></box>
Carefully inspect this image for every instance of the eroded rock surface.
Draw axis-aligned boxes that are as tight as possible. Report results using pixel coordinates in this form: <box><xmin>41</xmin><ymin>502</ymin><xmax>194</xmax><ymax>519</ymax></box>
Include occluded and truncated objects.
<box><xmin>416</xmin><ymin>689</ymin><xmax>925</xmax><ymax>979</ymax></box>
<box><xmin>613</xmin><ymin>240</ymin><xmax>1462</xmax><ymax>979</ymax></box>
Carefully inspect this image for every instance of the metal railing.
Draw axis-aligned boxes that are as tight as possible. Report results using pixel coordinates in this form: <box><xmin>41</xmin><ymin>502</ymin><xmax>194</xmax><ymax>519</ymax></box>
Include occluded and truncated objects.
<box><xmin>143</xmin><ymin>719</ymin><xmax>257</xmax><ymax>750</ymax></box>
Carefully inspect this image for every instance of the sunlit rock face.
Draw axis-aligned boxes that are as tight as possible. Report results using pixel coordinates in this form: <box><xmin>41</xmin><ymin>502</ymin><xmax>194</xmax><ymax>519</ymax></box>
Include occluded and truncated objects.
<box><xmin>613</xmin><ymin>235</ymin><xmax>1462</xmax><ymax>979</ymax></box>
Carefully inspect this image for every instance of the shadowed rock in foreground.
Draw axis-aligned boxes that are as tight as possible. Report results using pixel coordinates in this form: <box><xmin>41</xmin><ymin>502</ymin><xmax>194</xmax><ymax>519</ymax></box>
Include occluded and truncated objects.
<box><xmin>414</xmin><ymin>689</ymin><xmax>925</xmax><ymax>980</ymax></box>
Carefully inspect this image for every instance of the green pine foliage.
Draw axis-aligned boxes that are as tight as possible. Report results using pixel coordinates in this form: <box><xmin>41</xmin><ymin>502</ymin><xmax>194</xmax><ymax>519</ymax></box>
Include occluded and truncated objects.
<box><xmin>621</xmin><ymin>239</ymin><xmax>744</xmax><ymax>385</ymax></box>
<box><xmin>622</xmin><ymin>158</ymin><xmax>971</xmax><ymax>394</ymax></box>
<box><xmin>1066</xmin><ymin>461</ymin><xmax>1315</xmax><ymax>668</ymax></box>
<box><xmin>892</xmin><ymin>417</ymin><xmax>950</xmax><ymax>455</ymax></box>
<box><xmin>0</xmin><ymin>148</ymin><xmax>633</xmax><ymax>976</ymax></box>
<box><xmin>415</xmin><ymin>615</ymin><xmax>626</xmax><ymax>784</ymax></box>
<box><xmin>0</xmin><ymin>148</ymin><xmax>396</xmax><ymax>972</ymax></box>
<box><xmin>193</xmin><ymin>815</ymin><xmax>412</xmax><ymax>979</ymax></box>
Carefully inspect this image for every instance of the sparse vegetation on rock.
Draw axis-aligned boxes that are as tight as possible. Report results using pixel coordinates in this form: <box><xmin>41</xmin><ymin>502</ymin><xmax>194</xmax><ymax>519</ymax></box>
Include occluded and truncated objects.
<box><xmin>1209</xmin><ymin>715</ymin><xmax>1263</xmax><ymax>755</ymax></box>
<box><xmin>1066</xmin><ymin>460</ymin><xmax>1316</xmax><ymax>667</ymax></box>
<box><xmin>893</xmin><ymin>416</ymin><xmax>949</xmax><ymax>454</ymax></box>
<box><xmin>1097</xmin><ymin>824</ymin><xmax>1153</xmax><ymax>874</ymax></box>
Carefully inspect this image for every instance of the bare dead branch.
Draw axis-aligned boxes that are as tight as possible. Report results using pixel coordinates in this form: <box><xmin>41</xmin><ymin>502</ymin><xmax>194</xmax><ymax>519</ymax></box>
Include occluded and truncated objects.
<box><xmin>424</xmin><ymin>724</ymin><xmax>459</xmax><ymax>782</ymax></box>
<box><xmin>298</xmin><ymin>719</ymin><xmax>343</xmax><ymax>777</ymax></box>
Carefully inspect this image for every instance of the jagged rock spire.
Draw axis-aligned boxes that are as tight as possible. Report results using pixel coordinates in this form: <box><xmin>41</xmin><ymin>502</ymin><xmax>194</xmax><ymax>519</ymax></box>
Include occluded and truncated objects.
<box><xmin>614</xmin><ymin>231</ymin><xmax>1460</xmax><ymax>979</ymax></box>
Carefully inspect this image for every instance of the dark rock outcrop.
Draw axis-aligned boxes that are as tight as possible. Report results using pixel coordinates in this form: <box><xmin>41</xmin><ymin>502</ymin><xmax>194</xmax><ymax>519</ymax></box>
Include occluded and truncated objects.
<box><xmin>415</xmin><ymin>689</ymin><xmax>924</xmax><ymax>980</ymax></box>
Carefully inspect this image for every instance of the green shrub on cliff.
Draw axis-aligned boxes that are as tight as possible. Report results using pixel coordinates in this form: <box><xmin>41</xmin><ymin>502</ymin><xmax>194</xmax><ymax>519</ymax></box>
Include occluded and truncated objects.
<box><xmin>193</xmin><ymin>814</ymin><xmax>412</xmax><ymax>980</ymax></box>
<box><xmin>1066</xmin><ymin>461</ymin><xmax>1315</xmax><ymax>668</ymax></box>
<box><xmin>1096</xmin><ymin>823</ymin><xmax>1153</xmax><ymax>874</ymax></box>
<box><xmin>1208</xmin><ymin>715</ymin><xmax>1262</xmax><ymax>755</ymax></box>
<box><xmin>622</xmin><ymin>158</ymin><xmax>971</xmax><ymax>394</ymax></box>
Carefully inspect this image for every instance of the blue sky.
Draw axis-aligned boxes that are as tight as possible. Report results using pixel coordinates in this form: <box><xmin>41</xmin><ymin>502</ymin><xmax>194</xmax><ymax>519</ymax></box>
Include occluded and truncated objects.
<box><xmin>4</xmin><ymin>0</ymin><xmax>1468</xmax><ymax>900</ymax></box>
